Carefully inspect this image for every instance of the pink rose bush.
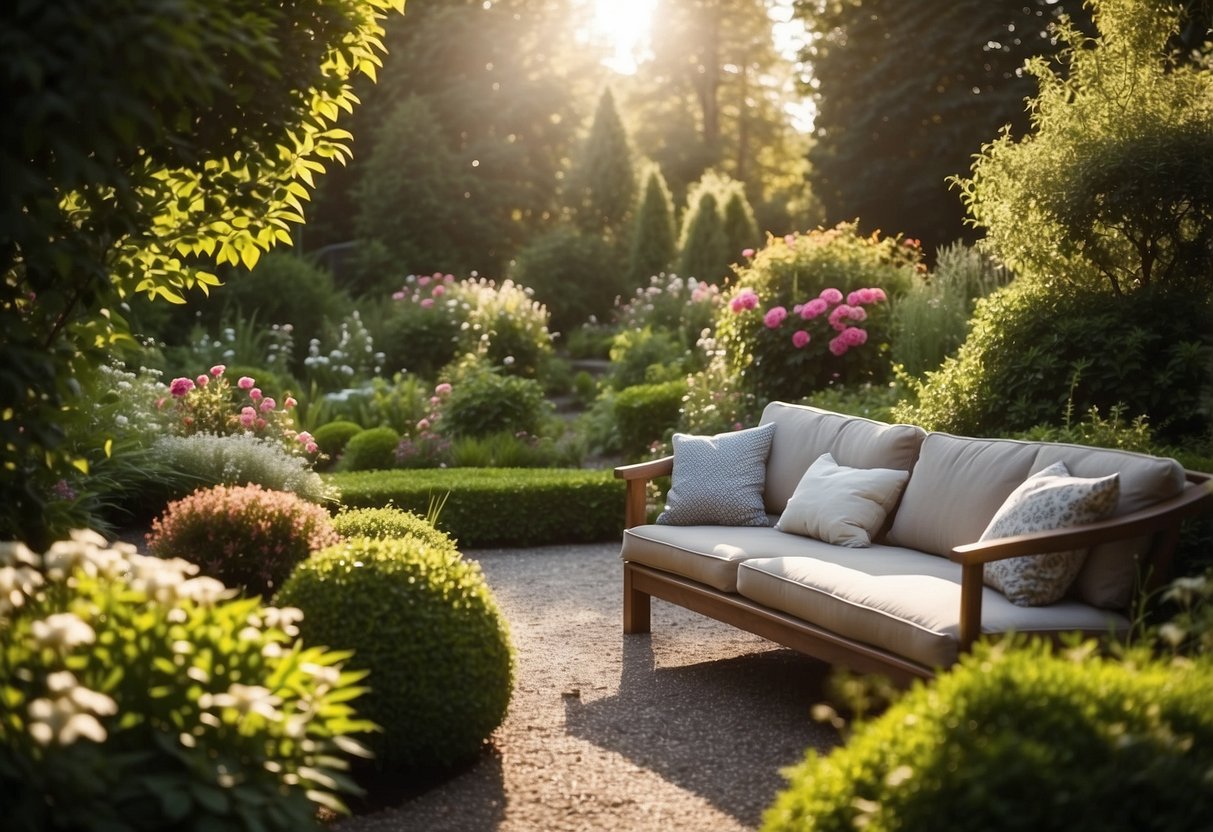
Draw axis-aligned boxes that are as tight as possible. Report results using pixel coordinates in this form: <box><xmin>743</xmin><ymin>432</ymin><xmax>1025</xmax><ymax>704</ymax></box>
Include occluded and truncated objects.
<box><xmin>731</xmin><ymin>283</ymin><xmax>887</xmax><ymax>357</ymax></box>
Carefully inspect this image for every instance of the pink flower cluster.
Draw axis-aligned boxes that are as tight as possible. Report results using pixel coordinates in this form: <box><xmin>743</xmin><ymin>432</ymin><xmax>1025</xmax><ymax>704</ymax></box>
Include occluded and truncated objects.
<box><xmin>732</xmin><ymin>284</ymin><xmax>887</xmax><ymax>356</ymax></box>
<box><xmin>393</xmin><ymin>272</ymin><xmax>457</xmax><ymax>309</ymax></box>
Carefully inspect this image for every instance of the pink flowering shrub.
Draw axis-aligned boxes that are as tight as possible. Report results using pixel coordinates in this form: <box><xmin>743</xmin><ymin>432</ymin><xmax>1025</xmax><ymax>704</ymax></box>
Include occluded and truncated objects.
<box><xmin>147</xmin><ymin>484</ymin><xmax>340</xmax><ymax>596</ymax></box>
<box><xmin>710</xmin><ymin>222</ymin><xmax>920</xmax><ymax>402</ymax></box>
<box><xmin>395</xmin><ymin>382</ymin><xmax>454</xmax><ymax>468</ymax></box>
<box><xmin>161</xmin><ymin>365</ymin><xmax>317</xmax><ymax>457</ymax></box>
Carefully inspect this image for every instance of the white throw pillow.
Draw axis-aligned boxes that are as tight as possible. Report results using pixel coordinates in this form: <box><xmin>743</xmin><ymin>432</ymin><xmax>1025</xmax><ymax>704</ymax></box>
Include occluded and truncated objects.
<box><xmin>656</xmin><ymin>422</ymin><xmax>776</xmax><ymax>527</ymax></box>
<box><xmin>774</xmin><ymin>453</ymin><xmax>910</xmax><ymax>547</ymax></box>
<box><xmin>980</xmin><ymin>461</ymin><xmax>1120</xmax><ymax>606</ymax></box>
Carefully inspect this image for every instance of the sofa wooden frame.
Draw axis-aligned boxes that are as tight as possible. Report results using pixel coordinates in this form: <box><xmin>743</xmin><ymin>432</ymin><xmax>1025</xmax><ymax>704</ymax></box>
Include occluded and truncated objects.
<box><xmin>616</xmin><ymin>455</ymin><xmax>1213</xmax><ymax>684</ymax></box>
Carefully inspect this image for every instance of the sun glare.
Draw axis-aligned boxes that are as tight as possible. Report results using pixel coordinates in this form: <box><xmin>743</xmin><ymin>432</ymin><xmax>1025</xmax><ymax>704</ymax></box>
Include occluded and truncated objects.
<box><xmin>587</xmin><ymin>0</ymin><xmax>657</xmax><ymax>75</ymax></box>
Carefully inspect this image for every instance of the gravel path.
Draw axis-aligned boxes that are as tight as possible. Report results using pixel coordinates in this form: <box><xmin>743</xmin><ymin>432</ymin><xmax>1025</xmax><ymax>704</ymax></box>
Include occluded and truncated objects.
<box><xmin>336</xmin><ymin>542</ymin><xmax>840</xmax><ymax>832</ymax></box>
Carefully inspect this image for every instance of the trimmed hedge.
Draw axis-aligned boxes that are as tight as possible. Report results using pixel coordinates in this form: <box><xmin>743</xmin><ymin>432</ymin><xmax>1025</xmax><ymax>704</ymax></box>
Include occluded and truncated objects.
<box><xmin>615</xmin><ymin>379</ymin><xmax>688</xmax><ymax>460</ymax></box>
<box><xmin>326</xmin><ymin>468</ymin><xmax>625</xmax><ymax>547</ymax></box>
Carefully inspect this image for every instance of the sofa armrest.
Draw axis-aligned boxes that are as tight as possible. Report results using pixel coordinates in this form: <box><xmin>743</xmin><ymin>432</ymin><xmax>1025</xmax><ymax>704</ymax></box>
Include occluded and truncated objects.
<box><xmin>948</xmin><ymin>473</ymin><xmax>1213</xmax><ymax>652</ymax></box>
<box><xmin>614</xmin><ymin>456</ymin><xmax>674</xmax><ymax>529</ymax></box>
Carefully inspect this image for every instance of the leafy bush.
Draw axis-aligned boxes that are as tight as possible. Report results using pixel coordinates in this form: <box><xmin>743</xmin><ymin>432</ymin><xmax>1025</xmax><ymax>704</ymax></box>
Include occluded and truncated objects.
<box><xmin>509</xmin><ymin>225</ymin><xmax>625</xmax><ymax>335</ymax></box>
<box><xmin>299</xmin><ymin>373</ymin><xmax>429</xmax><ymax>435</ymax></box>
<box><xmin>448</xmin><ymin>430</ymin><xmax>583</xmax><ymax>469</ymax></box>
<box><xmin>300</xmin><ymin>310</ymin><xmax>384</xmax><ymax>391</ymax></box>
<box><xmin>891</xmin><ymin>242</ymin><xmax>1010</xmax><ymax>376</ymax></box>
<box><xmin>439</xmin><ymin>365</ymin><xmax>550</xmax><ymax>440</ymax></box>
<box><xmin>764</xmin><ymin>640</ymin><xmax>1213</xmax><ymax>832</ymax></box>
<box><xmin>313</xmin><ymin>420</ymin><xmax>364</xmax><ymax>458</ymax></box>
<box><xmin>453</xmin><ymin>275</ymin><xmax>554</xmax><ymax>378</ymax></box>
<box><xmin>327</xmin><ymin>468</ymin><xmax>624</xmax><ymax>547</ymax></box>
<box><xmin>150</xmin><ymin>432</ymin><xmax>334</xmax><ymax>504</ymax></box>
<box><xmin>714</xmin><ymin>223</ymin><xmax>920</xmax><ymax>401</ymax></box>
<box><xmin>338</xmin><ymin>426</ymin><xmax>401</xmax><ymax>472</ymax></box>
<box><xmin>148</xmin><ymin>484</ymin><xmax>340</xmax><ymax>596</ymax></box>
<box><xmin>331</xmin><ymin>506</ymin><xmax>455</xmax><ymax>549</ymax></box>
<box><xmin>366</xmin><ymin>274</ymin><xmax>463</xmax><ymax>380</ymax></box>
<box><xmin>615</xmin><ymin>380</ymin><xmax>689</xmax><ymax>460</ymax></box>
<box><xmin>0</xmin><ymin>530</ymin><xmax>373</xmax><ymax>831</ymax></box>
<box><xmin>277</xmin><ymin>536</ymin><xmax>515</xmax><ymax>771</ymax></box>
<box><xmin>893</xmin><ymin>279</ymin><xmax>1213</xmax><ymax>443</ymax></box>
<box><xmin>606</xmin><ymin>326</ymin><xmax>689</xmax><ymax>391</ymax></box>
<box><xmin>613</xmin><ymin>272</ymin><xmax>722</xmax><ymax>354</ymax></box>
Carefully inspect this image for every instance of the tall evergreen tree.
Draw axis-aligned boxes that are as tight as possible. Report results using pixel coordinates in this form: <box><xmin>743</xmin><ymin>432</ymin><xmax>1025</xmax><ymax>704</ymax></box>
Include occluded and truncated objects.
<box><xmin>567</xmin><ymin>88</ymin><xmax>637</xmax><ymax>236</ymax></box>
<box><xmin>626</xmin><ymin>165</ymin><xmax>678</xmax><ymax>285</ymax></box>
<box><xmin>678</xmin><ymin>190</ymin><xmax>730</xmax><ymax>281</ymax></box>
<box><xmin>798</xmin><ymin>0</ymin><xmax>1094</xmax><ymax>254</ymax></box>
<box><xmin>721</xmin><ymin>187</ymin><xmax>761</xmax><ymax>262</ymax></box>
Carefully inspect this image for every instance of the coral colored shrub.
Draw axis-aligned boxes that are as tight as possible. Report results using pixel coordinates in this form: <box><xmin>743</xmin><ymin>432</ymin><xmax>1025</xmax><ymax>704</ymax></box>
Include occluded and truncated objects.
<box><xmin>147</xmin><ymin>484</ymin><xmax>340</xmax><ymax>596</ymax></box>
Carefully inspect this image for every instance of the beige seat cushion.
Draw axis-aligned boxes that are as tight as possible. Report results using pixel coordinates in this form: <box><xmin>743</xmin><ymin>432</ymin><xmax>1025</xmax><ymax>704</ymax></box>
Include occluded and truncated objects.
<box><xmin>759</xmin><ymin>401</ymin><xmax>926</xmax><ymax>516</ymax></box>
<box><xmin>622</xmin><ymin>524</ymin><xmax>818</xmax><ymax>592</ymax></box>
<box><xmin>736</xmin><ymin>548</ymin><xmax>1131</xmax><ymax>670</ymax></box>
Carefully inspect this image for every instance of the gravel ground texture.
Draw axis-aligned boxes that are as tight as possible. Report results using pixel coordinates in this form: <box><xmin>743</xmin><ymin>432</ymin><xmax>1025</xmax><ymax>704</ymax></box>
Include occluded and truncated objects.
<box><xmin>336</xmin><ymin>541</ymin><xmax>841</xmax><ymax>832</ymax></box>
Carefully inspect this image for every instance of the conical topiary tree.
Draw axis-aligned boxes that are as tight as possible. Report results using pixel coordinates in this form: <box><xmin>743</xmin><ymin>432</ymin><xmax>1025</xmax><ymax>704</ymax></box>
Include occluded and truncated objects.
<box><xmin>626</xmin><ymin>164</ymin><xmax>678</xmax><ymax>286</ymax></box>
<box><xmin>677</xmin><ymin>190</ymin><xmax>730</xmax><ymax>282</ymax></box>
<box><xmin>566</xmin><ymin>88</ymin><xmax>636</xmax><ymax>236</ymax></box>
<box><xmin>722</xmin><ymin>187</ymin><xmax>761</xmax><ymax>262</ymax></box>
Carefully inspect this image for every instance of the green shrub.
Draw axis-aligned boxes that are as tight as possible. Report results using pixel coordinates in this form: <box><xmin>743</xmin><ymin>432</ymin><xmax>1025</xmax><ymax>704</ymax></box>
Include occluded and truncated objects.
<box><xmin>332</xmin><ymin>506</ymin><xmax>455</xmax><ymax>549</ymax></box>
<box><xmin>0</xmin><ymin>530</ymin><xmax>373</xmax><ymax>832</ymax></box>
<box><xmin>365</xmin><ymin>277</ymin><xmax>464</xmax><ymax>380</ymax></box>
<box><xmin>313</xmin><ymin>420</ymin><xmax>364</xmax><ymax>458</ymax></box>
<box><xmin>606</xmin><ymin>326</ymin><xmax>692</xmax><ymax>391</ymax></box>
<box><xmin>448</xmin><ymin>431</ymin><xmax>582</xmax><ymax>469</ymax></box>
<box><xmin>509</xmin><ymin>225</ymin><xmax>625</xmax><ymax>335</ymax></box>
<box><xmin>615</xmin><ymin>380</ymin><xmax>689</xmax><ymax>460</ymax></box>
<box><xmin>714</xmin><ymin>223</ymin><xmax>920</xmax><ymax>402</ymax></box>
<box><xmin>327</xmin><ymin>468</ymin><xmax>624</xmax><ymax>547</ymax></box>
<box><xmin>277</xmin><ymin>536</ymin><xmax>514</xmax><ymax>771</ymax></box>
<box><xmin>764</xmin><ymin>640</ymin><xmax>1213</xmax><ymax>832</ymax></box>
<box><xmin>148</xmin><ymin>484</ymin><xmax>340</xmax><ymax>596</ymax></box>
<box><xmin>440</xmin><ymin>365</ymin><xmax>549</xmax><ymax>440</ymax></box>
<box><xmin>613</xmin><ymin>272</ymin><xmax>722</xmax><ymax>355</ymax></box>
<box><xmin>149</xmin><ymin>433</ymin><xmax>334</xmax><ymax>504</ymax></box>
<box><xmin>338</xmin><ymin>426</ymin><xmax>401</xmax><ymax>472</ymax></box>
<box><xmin>453</xmin><ymin>276</ymin><xmax>554</xmax><ymax>379</ymax></box>
<box><xmin>893</xmin><ymin>279</ymin><xmax>1213</xmax><ymax>443</ymax></box>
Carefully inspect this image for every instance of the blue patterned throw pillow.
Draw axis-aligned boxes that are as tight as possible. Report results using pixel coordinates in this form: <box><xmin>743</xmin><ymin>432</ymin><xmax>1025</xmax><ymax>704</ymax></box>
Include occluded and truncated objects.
<box><xmin>656</xmin><ymin>422</ymin><xmax>776</xmax><ymax>527</ymax></box>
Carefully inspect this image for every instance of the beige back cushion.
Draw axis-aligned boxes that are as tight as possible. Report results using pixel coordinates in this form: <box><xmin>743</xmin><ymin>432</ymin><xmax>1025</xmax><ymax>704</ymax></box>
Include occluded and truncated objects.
<box><xmin>759</xmin><ymin>402</ymin><xmax>926</xmax><ymax>514</ymax></box>
<box><xmin>887</xmin><ymin>433</ymin><xmax>1186</xmax><ymax>610</ymax></box>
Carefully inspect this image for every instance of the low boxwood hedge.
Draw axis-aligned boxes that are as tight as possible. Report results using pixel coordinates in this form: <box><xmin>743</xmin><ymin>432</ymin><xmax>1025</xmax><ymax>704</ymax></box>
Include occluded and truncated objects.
<box><xmin>326</xmin><ymin>468</ymin><xmax>625</xmax><ymax>548</ymax></box>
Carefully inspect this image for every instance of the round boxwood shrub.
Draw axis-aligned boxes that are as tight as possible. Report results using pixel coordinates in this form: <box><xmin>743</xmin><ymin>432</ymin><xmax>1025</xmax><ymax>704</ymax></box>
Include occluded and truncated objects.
<box><xmin>893</xmin><ymin>278</ymin><xmax>1213</xmax><ymax>443</ymax></box>
<box><xmin>337</xmin><ymin>426</ymin><xmax>401</xmax><ymax>471</ymax></box>
<box><xmin>276</xmin><ymin>536</ymin><xmax>515</xmax><ymax>771</ymax></box>
<box><xmin>147</xmin><ymin>483</ymin><xmax>340</xmax><ymax>596</ymax></box>
<box><xmin>332</xmin><ymin>506</ymin><xmax>454</xmax><ymax>549</ymax></box>
<box><xmin>615</xmin><ymin>379</ymin><xmax>689</xmax><ymax>460</ymax></box>
<box><xmin>763</xmin><ymin>640</ymin><xmax>1213</xmax><ymax>832</ymax></box>
<box><xmin>313</xmin><ymin>419</ymin><xmax>364</xmax><ymax>458</ymax></box>
<box><xmin>440</xmin><ymin>365</ymin><xmax>549</xmax><ymax>439</ymax></box>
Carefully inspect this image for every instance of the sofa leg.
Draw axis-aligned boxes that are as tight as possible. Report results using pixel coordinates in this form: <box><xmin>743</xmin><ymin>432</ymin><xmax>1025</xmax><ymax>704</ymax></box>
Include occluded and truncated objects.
<box><xmin>623</xmin><ymin>564</ymin><xmax>651</xmax><ymax>634</ymax></box>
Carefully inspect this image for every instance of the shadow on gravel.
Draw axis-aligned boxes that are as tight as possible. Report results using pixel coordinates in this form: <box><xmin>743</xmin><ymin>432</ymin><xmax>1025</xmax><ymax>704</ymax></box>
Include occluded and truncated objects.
<box><xmin>562</xmin><ymin>636</ymin><xmax>840</xmax><ymax>827</ymax></box>
<box><xmin>346</xmin><ymin>749</ymin><xmax>508</xmax><ymax>831</ymax></box>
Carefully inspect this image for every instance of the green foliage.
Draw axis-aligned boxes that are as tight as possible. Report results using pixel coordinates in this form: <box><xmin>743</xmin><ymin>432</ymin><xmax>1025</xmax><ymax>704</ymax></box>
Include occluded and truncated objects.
<box><xmin>332</xmin><ymin>506</ymin><xmax>456</xmax><ymax>549</ymax></box>
<box><xmin>300</xmin><ymin>374</ymin><xmax>429</xmax><ymax>435</ymax></box>
<box><xmin>1</xmin><ymin>0</ymin><xmax>402</xmax><ymax>545</ymax></box>
<box><xmin>893</xmin><ymin>278</ymin><xmax>1213</xmax><ymax>442</ymax></box>
<box><xmin>452</xmin><ymin>276</ymin><xmax>555</xmax><ymax>378</ymax></box>
<box><xmin>677</xmin><ymin>190</ymin><xmax>730</xmax><ymax>283</ymax></box>
<box><xmin>0</xmin><ymin>531</ymin><xmax>374</xmax><ymax>831</ymax></box>
<box><xmin>327</xmin><ymin>468</ymin><xmax>625</xmax><ymax>547</ymax></box>
<box><xmin>720</xmin><ymin>188</ymin><xmax>761</xmax><ymax>264</ymax></box>
<box><xmin>149</xmin><ymin>433</ymin><xmax>334</xmax><ymax>505</ymax></box>
<box><xmin>615</xmin><ymin>380</ymin><xmax>689</xmax><ymax>460</ymax></box>
<box><xmin>799</xmin><ymin>0</ymin><xmax>1090</xmax><ymax>253</ymax></box>
<box><xmin>679</xmin><ymin>357</ymin><xmax>764</xmax><ymax>436</ymax></box>
<box><xmin>713</xmin><ymin>223</ymin><xmax>920</xmax><ymax>402</ymax></box>
<box><xmin>891</xmin><ymin>242</ymin><xmax>1010</xmax><ymax>376</ymax></box>
<box><xmin>956</xmin><ymin>0</ymin><xmax>1213</xmax><ymax>294</ymax></box>
<box><xmin>338</xmin><ymin>427</ymin><xmax>402</xmax><ymax>472</ymax></box>
<box><xmin>509</xmin><ymin>225</ymin><xmax>625</xmax><ymax>335</ymax></box>
<box><xmin>448</xmin><ymin>431</ymin><xmax>583</xmax><ymax>469</ymax></box>
<box><xmin>277</xmin><ymin>536</ymin><xmax>514</xmax><ymax>771</ymax></box>
<box><xmin>148</xmin><ymin>484</ymin><xmax>340</xmax><ymax>596</ymax></box>
<box><xmin>567</xmin><ymin>88</ymin><xmax>636</xmax><ymax>236</ymax></box>
<box><xmin>613</xmin><ymin>273</ymin><xmax>722</xmax><ymax>356</ymax></box>
<box><xmin>1152</xmin><ymin>570</ymin><xmax>1213</xmax><ymax>658</ymax></box>
<box><xmin>802</xmin><ymin>382</ymin><xmax>904</xmax><ymax>424</ymax></box>
<box><xmin>440</xmin><ymin>365</ymin><xmax>550</xmax><ymax>440</ymax></box>
<box><xmin>626</xmin><ymin>165</ymin><xmax>679</xmax><ymax>286</ymax></box>
<box><xmin>313</xmin><ymin>420</ymin><xmax>365</xmax><ymax>459</ymax></box>
<box><xmin>763</xmin><ymin>640</ymin><xmax>1213</xmax><ymax>832</ymax></box>
<box><xmin>607</xmin><ymin>327</ymin><xmax>689</xmax><ymax>391</ymax></box>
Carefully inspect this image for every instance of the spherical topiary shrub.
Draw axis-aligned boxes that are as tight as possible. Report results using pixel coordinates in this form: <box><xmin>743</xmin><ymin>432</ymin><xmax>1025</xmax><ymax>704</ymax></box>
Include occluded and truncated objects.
<box><xmin>332</xmin><ymin>506</ymin><xmax>455</xmax><ymax>550</ymax></box>
<box><xmin>147</xmin><ymin>484</ymin><xmax>340</xmax><ymax>596</ymax></box>
<box><xmin>337</xmin><ymin>426</ymin><xmax>400</xmax><ymax>471</ymax></box>
<box><xmin>276</xmin><ymin>536</ymin><xmax>515</xmax><ymax>771</ymax></box>
<box><xmin>763</xmin><ymin>640</ymin><xmax>1213</xmax><ymax>832</ymax></box>
<box><xmin>313</xmin><ymin>420</ymin><xmax>364</xmax><ymax>458</ymax></box>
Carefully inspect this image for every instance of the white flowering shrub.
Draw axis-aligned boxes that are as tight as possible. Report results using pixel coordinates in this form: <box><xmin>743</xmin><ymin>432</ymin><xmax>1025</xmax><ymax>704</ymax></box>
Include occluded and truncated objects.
<box><xmin>0</xmin><ymin>530</ymin><xmax>374</xmax><ymax>831</ymax></box>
